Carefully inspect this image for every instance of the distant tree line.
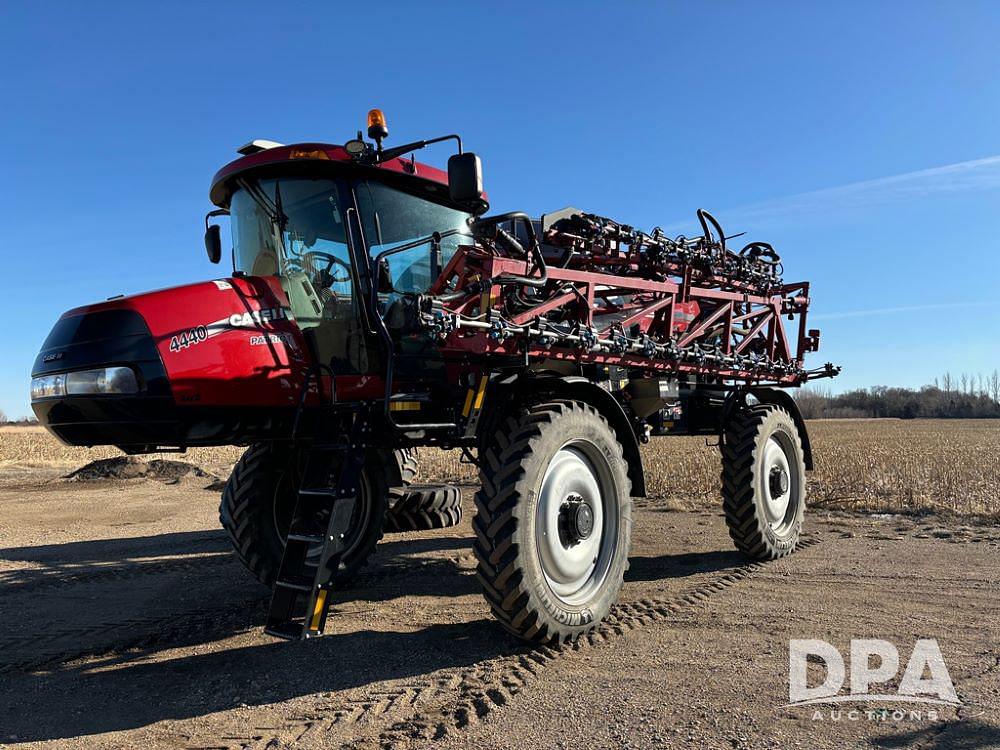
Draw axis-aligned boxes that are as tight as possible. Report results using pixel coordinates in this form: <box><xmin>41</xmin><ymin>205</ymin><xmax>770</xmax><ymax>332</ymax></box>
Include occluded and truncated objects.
<box><xmin>0</xmin><ymin>412</ymin><xmax>40</xmax><ymax>426</ymax></box>
<box><xmin>4</xmin><ymin>371</ymin><xmax>999</xmax><ymax>424</ymax></box>
<box><xmin>795</xmin><ymin>371</ymin><xmax>1000</xmax><ymax>419</ymax></box>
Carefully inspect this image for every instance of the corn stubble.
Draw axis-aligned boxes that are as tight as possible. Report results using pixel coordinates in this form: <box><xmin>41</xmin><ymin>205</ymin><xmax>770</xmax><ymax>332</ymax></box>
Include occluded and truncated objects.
<box><xmin>2</xmin><ymin>420</ymin><xmax>997</xmax><ymax>517</ymax></box>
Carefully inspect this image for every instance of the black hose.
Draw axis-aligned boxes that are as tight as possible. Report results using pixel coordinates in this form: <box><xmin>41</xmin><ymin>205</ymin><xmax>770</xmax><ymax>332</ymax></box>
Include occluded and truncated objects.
<box><xmin>740</xmin><ymin>241</ymin><xmax>782</xmax><ymax>265</ymax></box>
<box><xmin>696</xmin><ymin>208</ymin><xmax>726</xmax><ymax>251</ymax></box>
<box><xmin>495</xmin><ymin>227</ymin><xmax>524</xmax><ymax>256</ymax></box>
<box><xmin>472</xmin><ymin>211</ymin><xmax>548</xmax><ymax>289</ymax></box>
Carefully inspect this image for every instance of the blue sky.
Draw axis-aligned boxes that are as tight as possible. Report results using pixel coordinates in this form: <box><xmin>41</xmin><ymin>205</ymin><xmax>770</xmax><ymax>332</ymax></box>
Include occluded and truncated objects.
<box><xmin>2</xmin><ymin>1</ymin><xmax>999</xmax><ymax>418</ymax></box>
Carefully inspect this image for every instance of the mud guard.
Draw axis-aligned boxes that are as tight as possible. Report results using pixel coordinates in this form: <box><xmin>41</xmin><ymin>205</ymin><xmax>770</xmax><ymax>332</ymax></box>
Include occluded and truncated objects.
<box><xmin>748</xmin><ymin>387</ymin><xmax>814</xmax><ymax>471</ymax></box>
<box><xmin>486</xmin><ymin>374</ymin><xmax>646</xmax><ymax>497</ymax></box>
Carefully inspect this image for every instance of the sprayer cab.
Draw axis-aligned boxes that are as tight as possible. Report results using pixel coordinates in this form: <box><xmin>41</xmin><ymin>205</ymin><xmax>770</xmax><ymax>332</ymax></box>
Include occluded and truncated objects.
<box><xmin>33</xmin><ymin>113</ymin><xmax>488</xmax><ymax>450</ymax></box>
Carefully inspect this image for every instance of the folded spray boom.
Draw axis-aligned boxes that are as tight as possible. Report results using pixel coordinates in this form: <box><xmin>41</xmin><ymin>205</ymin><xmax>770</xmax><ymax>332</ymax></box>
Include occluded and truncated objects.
<box><xmin>417</xmin><ymin>209</ymin><xmax>839</xmax><ymax>387</ymax></box>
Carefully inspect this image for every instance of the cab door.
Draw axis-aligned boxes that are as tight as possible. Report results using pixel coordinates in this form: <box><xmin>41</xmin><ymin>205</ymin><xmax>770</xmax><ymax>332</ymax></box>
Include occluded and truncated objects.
<box><xmin>268</xmin><ymin>177</ymin><xmax>377</xmax><ymax>377</ymax></box>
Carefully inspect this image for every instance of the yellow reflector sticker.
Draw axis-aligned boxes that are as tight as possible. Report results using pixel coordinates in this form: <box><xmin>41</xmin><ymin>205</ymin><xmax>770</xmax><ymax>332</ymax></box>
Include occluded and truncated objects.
<box><xmin>473</xmin><ymin>376</ymin><xmax>488</xmax><ymax>410</ymax></box>
<box><xmin>461</xmin><ymin>388</ymin><xmax>476</xmax><ymax>418</ymax></box>
<box><xmin>389</xmin><ymin>401</ymin><xmax>422</xmax><ymax>412</ymax></box>
<box><xmin>310</xmin><ymin>589</ymin><xmax>327</xmax><ymax>631</ymax></box>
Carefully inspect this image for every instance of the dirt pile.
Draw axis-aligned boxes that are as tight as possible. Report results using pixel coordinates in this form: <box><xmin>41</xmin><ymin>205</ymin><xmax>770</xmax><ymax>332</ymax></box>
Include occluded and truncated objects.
<box><xmin>63</xmin><ymin>457</ymin><xmax>225</xmax><ymax>490</ymax></box>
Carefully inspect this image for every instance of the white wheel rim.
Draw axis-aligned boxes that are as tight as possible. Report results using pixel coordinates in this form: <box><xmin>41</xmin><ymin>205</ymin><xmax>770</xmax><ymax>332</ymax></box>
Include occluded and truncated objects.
<box><xmin>759</xmin><ymin>433</ymin><xmax>799</xmax><ymax>534</ymax></box>
<box><xmin>535</xmin><ymin>444</ymin><xmax>617</xmax><ymax>606</ymax></box>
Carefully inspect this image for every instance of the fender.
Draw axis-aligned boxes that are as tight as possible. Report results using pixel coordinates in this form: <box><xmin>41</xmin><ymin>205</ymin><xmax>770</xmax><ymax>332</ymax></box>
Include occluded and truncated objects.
<box><xmin>486</xmin><ymin>374</ymin><xmax>646</xmax><ymax>497</ymax></box>
<box><xmin>749</xmin><ymin>387</ymin><xmax>814</xmax><ymax>471</ymax></box>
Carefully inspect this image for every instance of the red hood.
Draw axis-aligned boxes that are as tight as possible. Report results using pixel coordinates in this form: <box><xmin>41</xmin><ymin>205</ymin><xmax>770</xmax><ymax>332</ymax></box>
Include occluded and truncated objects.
<box><xmin>65</xmin><ymin>276</ymin><xmax>311</xmax><ymax>407</ymax></box>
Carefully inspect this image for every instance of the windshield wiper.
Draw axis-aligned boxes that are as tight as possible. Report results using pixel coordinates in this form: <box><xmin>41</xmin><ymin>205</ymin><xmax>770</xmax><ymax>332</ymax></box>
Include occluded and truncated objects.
<box><xmin>237</xmin><ymin>177</ymin><xmax>292</xmax><ymax>271</ymax></box>
<box><xmin>237</xmin><ymin>177</ymin><xmax>281</xmax><ymax>223</ymax></box>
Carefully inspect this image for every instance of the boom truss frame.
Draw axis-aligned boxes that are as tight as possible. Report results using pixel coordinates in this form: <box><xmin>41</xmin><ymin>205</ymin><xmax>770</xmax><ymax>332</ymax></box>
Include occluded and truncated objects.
<box><xmin>416</xmin><ymin>210</ymin><xmax>834</xmax><ymax>387</ymax></box>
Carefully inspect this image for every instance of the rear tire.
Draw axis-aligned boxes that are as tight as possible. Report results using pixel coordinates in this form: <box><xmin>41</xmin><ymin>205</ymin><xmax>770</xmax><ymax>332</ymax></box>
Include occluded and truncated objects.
<box><xmin>393</xmin><ymin>448</ymin><xmax>419</xmax><ymax>492</ymax></box>
<box><xmin>721</xmin><ymin>404</ymin><xmax>806</xmax><ymax>559</ymax></box>
<box><xmin>384</xmin><ymin>484</ymin><xmax>463</xmax><ymax>532</ymax></box>
<box><xmin>474</xmin><ymin>400</ymin><xmax>632</xmax><ymax>644</ymax></box>
<box><xmin>219</xmin><ymin>443</ymin><xmax>398</xmax><ymax>587</ymax></box>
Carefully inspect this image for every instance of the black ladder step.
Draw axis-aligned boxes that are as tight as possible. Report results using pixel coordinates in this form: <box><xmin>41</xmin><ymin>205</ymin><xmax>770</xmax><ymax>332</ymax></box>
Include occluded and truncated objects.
<box><xmin>286</xmin><ymin>532</ymin><xmax>324</xmax><ymax>543</ymax></box>
<box><xmin>298</xmin><ymin>488</ymin><xmax>356</xmax><ymax>500</ymax></box>
<box><xmin>275</xmin><ymin>574</ymin><xmax>316</xmax><ymax>592</ymax></box>
<box><xmin>264</xmin><ymin>621</ymin><xmax>306</xmax><ymax>641</ymax></box>
<box><xmin>309</xmin><ymin>441</ymin><xmax>351</xmax><ymax>450</ymax></box>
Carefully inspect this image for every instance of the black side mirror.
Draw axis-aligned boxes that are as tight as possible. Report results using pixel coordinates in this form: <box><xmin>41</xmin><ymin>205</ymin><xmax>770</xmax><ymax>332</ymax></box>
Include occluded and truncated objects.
<box><xmin>204</xmin><ymin>224</ymin><xmax>222</xmax><ymax>264</ymax></box>
<box><xmin>448</xmin><ymin>153</ymin><xmax>489</xmax><ymax>214</ymax></box>
<box><xmin>204</xmin><ymin>208</ymin><xmax>228</xmax><ymax>264</ymax></box>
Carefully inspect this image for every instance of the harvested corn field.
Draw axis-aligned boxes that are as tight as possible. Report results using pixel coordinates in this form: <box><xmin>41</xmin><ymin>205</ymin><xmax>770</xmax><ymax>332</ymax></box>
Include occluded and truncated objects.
<box><xmin>407</xmin><ymin>419</ymin><xmax>1000</xmax><ymax>517</ymax></box>
<box><xmin>4</xmin><ymin>420</ymin><xmax>998</xmax><ymax>517</ymax></box>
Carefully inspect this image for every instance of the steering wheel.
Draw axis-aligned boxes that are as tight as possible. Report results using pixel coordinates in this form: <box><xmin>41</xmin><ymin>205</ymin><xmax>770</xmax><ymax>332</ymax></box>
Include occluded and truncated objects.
<box><xmin>300</xmin><ymin>251</ymin><xmax>352</xmax><ymax>285</ymax></box>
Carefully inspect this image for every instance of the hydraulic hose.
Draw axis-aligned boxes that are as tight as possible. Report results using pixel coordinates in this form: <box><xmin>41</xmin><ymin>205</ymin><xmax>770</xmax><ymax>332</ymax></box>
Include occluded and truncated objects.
<box><xmin>696</xmin><ymin>208</ymin><xmax>726</xmax><ymax>251</ymax></box>
<box><xmin>472</xmin><ymin>211</ymin><xmax>548</xmax><ymax>289</ymax></box>
<box><xmin>740</xmin><ymin>241</ymin><xmax>782</xmax><ymax>266</ymax></box>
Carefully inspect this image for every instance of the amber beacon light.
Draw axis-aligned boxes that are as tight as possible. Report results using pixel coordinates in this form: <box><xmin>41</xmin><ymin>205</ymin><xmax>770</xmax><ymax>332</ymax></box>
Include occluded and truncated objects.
<box><xmin>367</xmin><ymin>108</ymin><xmax>388</xmax><ymax>149</ymax></box>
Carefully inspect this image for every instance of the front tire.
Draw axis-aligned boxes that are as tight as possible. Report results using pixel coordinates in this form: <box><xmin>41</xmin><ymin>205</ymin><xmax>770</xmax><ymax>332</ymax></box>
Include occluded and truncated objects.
<box><xmin>474</xmin><ymin>400</ymin><xmax>633</xmax><ymax>644</ymax></box>
<box><xmin>721</xmin><ymin>404</ymin><xmax>806</xmax><ymax>559</ymax></box>
<box><xmin>219</xmin><ymin>443</ymin><xmax>399</xmax><ymax>587</ymax></box>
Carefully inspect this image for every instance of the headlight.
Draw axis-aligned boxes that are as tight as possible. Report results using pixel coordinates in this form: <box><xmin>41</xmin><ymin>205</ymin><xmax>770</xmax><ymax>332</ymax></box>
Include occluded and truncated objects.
<box><xmin>31</xmin><ymin>367</ymin><xmax>139</xmax><ymax>400</ymax></box>
<box><xmin>30</xmin><ymin>373</ymin><xmax>67</xmax><ymax>400</ymax></box>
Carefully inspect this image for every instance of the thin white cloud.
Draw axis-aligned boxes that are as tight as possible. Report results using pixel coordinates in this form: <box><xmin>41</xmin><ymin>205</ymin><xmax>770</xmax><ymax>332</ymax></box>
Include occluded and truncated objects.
<box><xmin>811</xmin><ymin>301</ymin><xmax>991</xmax><ymax>321</ymax></box>
<box><xmin>664</xmin><ymin>155</ymin><xmax>1000</xmax><ymax>231</ymax></box>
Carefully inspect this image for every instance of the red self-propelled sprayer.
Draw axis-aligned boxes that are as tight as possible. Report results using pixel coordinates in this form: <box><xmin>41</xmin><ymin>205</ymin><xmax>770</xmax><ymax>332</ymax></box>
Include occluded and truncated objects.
<box><xmin>31</xmin><ymin>110</ymin><xmax>839</xmax><ymax>644</ymax></box>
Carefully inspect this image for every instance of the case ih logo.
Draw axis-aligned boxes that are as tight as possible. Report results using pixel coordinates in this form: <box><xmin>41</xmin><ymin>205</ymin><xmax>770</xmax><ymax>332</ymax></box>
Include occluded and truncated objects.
<box><xmin>788</xmin><ymin>638</ymin><xmax>960</xmax><ymax>717</ymax></box>
<box><xmin>228</xmin><ymin>307</ymin><xmax>292</xmax><ymax>328</ymax></box>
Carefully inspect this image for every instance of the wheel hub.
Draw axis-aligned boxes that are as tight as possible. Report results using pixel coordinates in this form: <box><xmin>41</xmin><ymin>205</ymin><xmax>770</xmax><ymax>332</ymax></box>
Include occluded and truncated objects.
<box><xmin>769</xmin><ymin>466</ymin><xmax>789</xmax><ymax>497</ymax></box>
<box><xmin>558</xmin><ymin>493</ymin><xmax>594</xmax><ymax>546</ymax></box>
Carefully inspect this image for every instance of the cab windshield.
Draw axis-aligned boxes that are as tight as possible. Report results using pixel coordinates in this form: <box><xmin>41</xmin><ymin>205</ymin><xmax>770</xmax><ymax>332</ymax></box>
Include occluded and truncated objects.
<box><xmin>228</xmin><ymin>174</ymin><xmax>471</xmax><ymax>372</ymax></box>
<box><xmin>231</xmin><ymin>176</ymin><xmax>353</xmax><ymax>301</ymax></box>
<box><xmin>230</xmin><ymin>176</ymin><xmax>366</xmax><ymax>371</ymax></box>
<box><xmin>230</xmin><ymin>176</ymin><xmax>471</xmax><ymax>295</ymax></box>
<box><xmin>354</xmin><ymin>180</ymin><xmax>471</xmax><ymax>293</ymax></box>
